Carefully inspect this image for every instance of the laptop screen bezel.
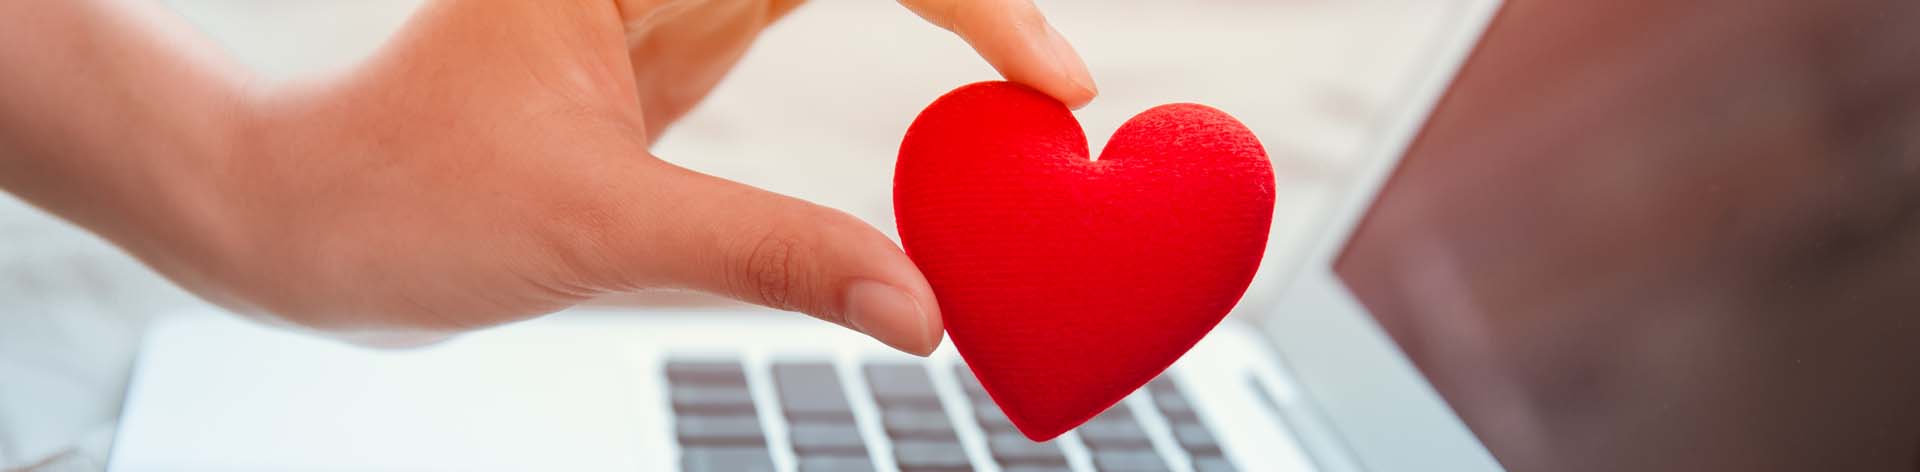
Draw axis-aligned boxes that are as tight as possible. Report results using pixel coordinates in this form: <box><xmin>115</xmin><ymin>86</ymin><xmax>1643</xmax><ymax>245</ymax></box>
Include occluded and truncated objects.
<box><xmin>1247</xmin><ymin>1</ymin><xmax>1508</xmax><ymax>470</ymax></box>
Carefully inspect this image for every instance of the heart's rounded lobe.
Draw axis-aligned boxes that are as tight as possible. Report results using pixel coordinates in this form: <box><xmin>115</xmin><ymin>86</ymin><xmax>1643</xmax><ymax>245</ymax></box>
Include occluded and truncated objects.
<box><xmin>894</xmin><ymin>81</ymin><xmax>1275</xmax><ymax>440</ymax></box>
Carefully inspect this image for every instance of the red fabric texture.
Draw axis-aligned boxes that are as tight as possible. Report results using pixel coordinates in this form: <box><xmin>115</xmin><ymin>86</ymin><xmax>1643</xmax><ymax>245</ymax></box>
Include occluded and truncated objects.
<box><xmin>894</xmin><ymin>81</ymin><xmax>1276</xmax><ymax>440</ymax></box>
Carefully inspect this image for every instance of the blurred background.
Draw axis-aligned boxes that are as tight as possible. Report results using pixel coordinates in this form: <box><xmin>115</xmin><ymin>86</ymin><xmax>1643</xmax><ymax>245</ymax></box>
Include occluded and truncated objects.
<box><xmin>0</xmin><ymin>0</ymin><xmax>1451</xmax><ymax>469</ymax></box>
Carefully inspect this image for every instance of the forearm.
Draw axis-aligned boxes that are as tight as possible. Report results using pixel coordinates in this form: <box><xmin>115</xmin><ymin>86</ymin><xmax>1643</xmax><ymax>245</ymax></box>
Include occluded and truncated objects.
<box><xmin>0</xmin><ymin>0</ymin><xmax>250</xmax><ymax>263</ymax></box>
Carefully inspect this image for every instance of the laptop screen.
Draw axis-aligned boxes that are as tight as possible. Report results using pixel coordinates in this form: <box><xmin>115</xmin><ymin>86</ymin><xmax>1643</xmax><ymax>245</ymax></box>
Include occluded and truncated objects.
<box><xmin>1334</xmin><ymin>1</ymin><xmax>1920</xmax><ymax>471</ymax></box>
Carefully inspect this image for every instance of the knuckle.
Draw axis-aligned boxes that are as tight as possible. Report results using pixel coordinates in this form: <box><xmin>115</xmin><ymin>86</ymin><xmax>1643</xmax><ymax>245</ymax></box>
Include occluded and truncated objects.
<box><xmin>728</xmin><ymin>228</ymin><xmax>813</xmax><ymax>313</ymax></box>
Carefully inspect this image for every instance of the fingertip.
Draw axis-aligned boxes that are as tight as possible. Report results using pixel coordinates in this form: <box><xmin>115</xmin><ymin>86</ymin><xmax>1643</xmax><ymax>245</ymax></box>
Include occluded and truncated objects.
<box><xmin>903</xmin><ymin>0</ymin><xmax>1097</xmax><ymax>109</ymax></box>
<box><xmin>911</xmin><ymin>288</ymin><xmax>945</xmax><ymax>356</ymax></box>
<box><xmin>1038</xmin><ymin>22</ymin><xmax>1098</xmax><ymax>109</ymax></box>
<box><xmin>845</xmin><ymin>280</ymin><xmax>943</xmax><ymax>356</ymax></box>
<box><xmin>1055</xmin><ymin>80</ymin><xmax>1097</xmax><ymax>110</ymax></box>
<box><xmin>1017</xmin><ymin>72</ymin><xmax>1095</xmax><ymax>111</ymax></box>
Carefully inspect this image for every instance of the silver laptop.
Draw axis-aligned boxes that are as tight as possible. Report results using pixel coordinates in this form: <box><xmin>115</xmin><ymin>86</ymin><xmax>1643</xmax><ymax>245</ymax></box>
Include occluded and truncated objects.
<box><xmin>108</xmin><ymin>2</ymin><xmax>1505</xmax><ymax>471</ymax></box>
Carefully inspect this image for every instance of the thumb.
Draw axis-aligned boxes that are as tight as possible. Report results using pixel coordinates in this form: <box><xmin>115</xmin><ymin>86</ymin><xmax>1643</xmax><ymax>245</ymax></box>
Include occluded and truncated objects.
<box><xmin>587</xmin><ymin>159</ymin><xmax>943</xmax><ymax>356</ymax></box>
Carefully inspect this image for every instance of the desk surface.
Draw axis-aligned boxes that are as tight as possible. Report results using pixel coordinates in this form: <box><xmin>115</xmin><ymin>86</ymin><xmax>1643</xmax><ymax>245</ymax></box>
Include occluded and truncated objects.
<box><xmin>0</xmin><ymin>1</ymin><xmax>1444</xmax><ymax>468</ymax></box>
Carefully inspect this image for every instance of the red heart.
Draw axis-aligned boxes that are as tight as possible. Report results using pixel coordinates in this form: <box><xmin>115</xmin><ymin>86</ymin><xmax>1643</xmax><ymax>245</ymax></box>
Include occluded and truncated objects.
<box><xmin>894</xmin><ymin>82</ymin><xmax>1275</xmax><ymax>440</ymax></box>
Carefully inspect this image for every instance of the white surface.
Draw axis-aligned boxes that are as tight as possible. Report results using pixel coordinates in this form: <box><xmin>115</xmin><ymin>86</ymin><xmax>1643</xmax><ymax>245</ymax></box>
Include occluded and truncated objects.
<box><xmin>111</xmin><ymin>308</ymin><xmax>1312</xmax><ymax>471</ymax></box>
<box><xmin>0</xmin><ymin>199</ymin><xmax>194</xmax><ymax>471</ymax></box>
<box><xmin>1256</xmin><ymin>0</ymin><xmax>1505</xmax><ymax>471</ymax></box>
<box><xmin>2</xmin><ymin>0</ymin><xmax>1459</xmax><ymax>469</ymax></box>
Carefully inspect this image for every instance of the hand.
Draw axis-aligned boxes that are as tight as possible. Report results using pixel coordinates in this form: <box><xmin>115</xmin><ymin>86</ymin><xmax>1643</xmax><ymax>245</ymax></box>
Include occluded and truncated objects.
<box><xmin>616</xmin><ymin>0</ymin><xmax>1098</xmax><ymax>139</ymax></box>
<box><xmin>0</xmin><ymin>0</ymin><xmax>1096</xmax><ymax>353</ymax></box>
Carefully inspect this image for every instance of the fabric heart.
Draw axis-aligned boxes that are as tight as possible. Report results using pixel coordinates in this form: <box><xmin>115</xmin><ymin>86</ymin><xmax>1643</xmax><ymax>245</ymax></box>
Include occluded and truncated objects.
<box><xmin>894</xmin><ymin>81</ymin><xmax>1275</xmax><ymax>440</ymax></box>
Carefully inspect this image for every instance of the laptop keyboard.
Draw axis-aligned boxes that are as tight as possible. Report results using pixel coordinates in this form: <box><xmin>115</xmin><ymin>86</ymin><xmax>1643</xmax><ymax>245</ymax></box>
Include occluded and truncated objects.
<box><xmin>667</xmin><ymin>358</ymin><xmax>1237</xmax><ymax>472</ymax></box>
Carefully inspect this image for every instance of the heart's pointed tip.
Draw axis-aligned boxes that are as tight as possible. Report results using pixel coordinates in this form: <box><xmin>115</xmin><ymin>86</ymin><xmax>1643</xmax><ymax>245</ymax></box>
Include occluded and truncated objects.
<box><xmin>1000</xmin><ymin>396</ymin><xmax>1111</xmax><ymax>442</ymax></box>
<box><xmin>1010</xmin><ymin>420</ymin><xmax>1074</xmax><ymax>443</ymax></box>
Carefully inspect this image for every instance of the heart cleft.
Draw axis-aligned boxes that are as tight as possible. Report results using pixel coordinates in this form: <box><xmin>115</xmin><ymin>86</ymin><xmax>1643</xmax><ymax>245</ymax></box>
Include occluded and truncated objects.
<box><xmin>894</xmin><ymin>81</ymin><xmax>1276</xmax><ymax>440</ymax></box>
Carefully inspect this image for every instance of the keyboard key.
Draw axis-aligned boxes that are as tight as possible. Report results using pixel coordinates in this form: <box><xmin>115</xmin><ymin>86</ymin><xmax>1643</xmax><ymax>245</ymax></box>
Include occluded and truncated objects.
<box><xmin>1192</xmin><ymin>455</ymin><xmax>1239</xmax><ymax>472</ymax></box>
<box><xmin>671</xmin><ymin>385</ymin><xmax>756</xmax><ymax>414</ymax></box>
<box><xmin>774</xmin><ymin>363</ymin><xmax>855</xmax><ymax>420</ymax></box>
<box><xmin>676</xmin><ymin>415</ymin><xmax>765</xmax><ymax>445</ymax></box>
<box><xmin>864</xmin><ymin>364</ymin><xmax>940</xmax><ymax>405</ymax></box>
<box><xmin>893</xmin><ymin>440</ymin><xmax>971</xmax><ymax>471</ymax></box>
<box><xmin>1001</xmin><ymin>466</ymin><xmax>1072</xmax><ymax>472</ymax></box>
<box><xmin>1085</xmin><ymin>404</ymin><xmax>1134</xmax><ymax>424</ymax></box>
<box><xmin>798</xmin><ymin>455</ymin><xmax>877</xmax><ymax>472</ymax></box>
<box><xmin>1145</xmin><ymin>377</ymin><xmax>1233</xmax><ymax>458</ymax></box>
<box><xmin>788</xmin><ymin>422</ymin><xmax>867</xmax><ymax>455</ymax></box>
<box><xmin>986</xmin><ymin>432</ymin><xmax>1067</xmax><ymax>465</ymax></box>
<box><xmin>1076</xmin><ymin>419</ymin><xmax>1151</xmax><ymax>449</ymax></box>
<box><xmin>951</xmin><ymin>366</ymin><xmax>989</xmax><ymax>399</ymax></box>
<box><xmin>1171</xmin><ymin>422</ymin><xmax>1221</xmax><ymax>454</ymax></box>
<box><xmin>1092</xmin><ymin>449</ymin><xmax>1171</xmax><ymax>472</ymax></box>
<box><xmin>1152</xmin><ymin>389</ymin><xmax>1198</xmax><ymax>422</ymax></box>
<box><xmin>667</xmin><ymin>360</ymin><xmax>747</xmax><ymax>385</ymax></box>
<box><xmin>773</xmin><ymin>363</ymin><xmax>841</xmax><ymax>385</ymax></box>
<box><xmin>971</xmin><ymin>401</ymin><xmax>1016</xmax><ymax>431</ymax></box>
<box><xmin>881</xmin><ymin>407</ymin><xmax>956</xmax><ymax>438</ymax></box>
<box><xmin>1146</xmin><ymin>376</ymin><xmax>1180</xmax><ymax>395</ymax></box>
<box><xmin>680</xmin><ymin>446</ymin><xmax>774</xmax><ymax>472</ymax></box>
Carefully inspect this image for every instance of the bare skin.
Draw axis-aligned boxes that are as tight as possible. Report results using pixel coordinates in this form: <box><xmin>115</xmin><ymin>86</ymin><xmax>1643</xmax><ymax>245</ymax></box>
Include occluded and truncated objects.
<box><xmin>0</xmin><ymin>0</ymin><xmax>1097</xmax><ymax>353</ymax></box>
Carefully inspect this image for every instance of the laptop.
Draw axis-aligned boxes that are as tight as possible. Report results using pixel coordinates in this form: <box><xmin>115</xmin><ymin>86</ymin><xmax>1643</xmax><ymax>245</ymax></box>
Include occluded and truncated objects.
<box><xmin>108</xmin><ymin>1</ymin><xmax>1506</xmax><ymax>470</ymax></box>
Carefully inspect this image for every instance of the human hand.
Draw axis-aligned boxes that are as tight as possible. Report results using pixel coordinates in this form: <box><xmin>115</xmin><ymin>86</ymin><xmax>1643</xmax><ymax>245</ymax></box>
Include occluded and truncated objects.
<box><xmin>107</xmin><ymin>0</ymin><xmax>1098</xmax><ymax>352</ymax></box>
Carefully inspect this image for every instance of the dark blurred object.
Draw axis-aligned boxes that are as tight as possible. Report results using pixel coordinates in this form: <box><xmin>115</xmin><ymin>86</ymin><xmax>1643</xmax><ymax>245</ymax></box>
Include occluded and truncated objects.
<box><xmin>1338</xmin><ymin>0</ymin><xmax>1920</xmax><ymax>471</ymax></box>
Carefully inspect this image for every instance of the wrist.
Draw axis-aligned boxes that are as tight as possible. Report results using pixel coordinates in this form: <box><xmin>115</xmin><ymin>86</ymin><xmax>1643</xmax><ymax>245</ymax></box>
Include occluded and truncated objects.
<box><xmin>79</xmin><ymin>70</ymin><xmax>264</xmax><ymax>312</ymax></box>
<box><xmin>136</xmin><ymin>75</ymin><xmax>261</xmax><ymax>282</ymax></box>
<box><xmin>0</xmin><ymin>0</ymin><xmax>261</xmax><ymax>292</ymax></box>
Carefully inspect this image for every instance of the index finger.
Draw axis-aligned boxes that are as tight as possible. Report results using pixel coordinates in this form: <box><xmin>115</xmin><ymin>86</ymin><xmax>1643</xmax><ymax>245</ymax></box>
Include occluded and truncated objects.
<box><xmin>898</xmin><ymin>0</ymin><xmax>1098</xmax><ymax>108</ymax></box>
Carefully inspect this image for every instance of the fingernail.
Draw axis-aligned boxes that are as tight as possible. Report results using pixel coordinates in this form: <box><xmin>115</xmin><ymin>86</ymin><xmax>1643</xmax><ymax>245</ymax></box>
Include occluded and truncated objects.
<box><xmin>844</xmin><ymin>280</ymin><xmax>938</xmax><ymax>356</ymax></box>
<box><xmin>1040</xmin><ymin>22</ymin><xmax>1098</xmax><ymax>108</ymax></box>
